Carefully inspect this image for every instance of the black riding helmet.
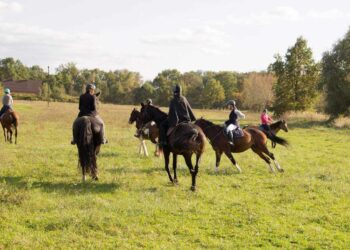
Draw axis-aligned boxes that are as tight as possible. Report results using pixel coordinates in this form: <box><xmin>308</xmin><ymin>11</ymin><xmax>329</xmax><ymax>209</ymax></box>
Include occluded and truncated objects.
<box><xmin>173</xmin><ymin>84</ymin><xmax>182</xmax><ymax>96</ymax></box>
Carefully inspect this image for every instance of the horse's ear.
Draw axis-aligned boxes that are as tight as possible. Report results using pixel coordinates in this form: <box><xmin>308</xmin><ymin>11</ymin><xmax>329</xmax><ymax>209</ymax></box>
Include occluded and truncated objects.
<box><xmin>133</xmin><ymin>108</ymin><xmax>136</xmax><ymax>111</ymax></box>
<box><xmin>141</xmin><ymin>102</ymin><xmax>144</xmax><ymax>107</ymax></box>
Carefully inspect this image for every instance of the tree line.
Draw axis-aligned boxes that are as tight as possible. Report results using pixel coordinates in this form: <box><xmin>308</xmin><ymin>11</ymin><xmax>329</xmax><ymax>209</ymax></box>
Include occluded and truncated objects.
<box><xmin>1</xmin><ymin>27</ymin><xmax>350</xmax><ymax>119</ymax></box>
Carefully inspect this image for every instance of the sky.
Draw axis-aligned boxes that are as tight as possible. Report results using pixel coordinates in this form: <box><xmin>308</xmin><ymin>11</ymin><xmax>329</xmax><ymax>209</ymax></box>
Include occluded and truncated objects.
<box><xmin>0</xmin><ymin>0</ymin><xmax>350</xmax><ymax>80</ymax></box>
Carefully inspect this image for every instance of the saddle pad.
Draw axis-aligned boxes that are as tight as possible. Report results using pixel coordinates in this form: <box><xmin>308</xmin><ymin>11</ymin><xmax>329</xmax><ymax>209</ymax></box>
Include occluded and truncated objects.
<box><xmin>232</xmin><ymin>128</ymin><xmax>244</xmax><ymax>138</ymax></box>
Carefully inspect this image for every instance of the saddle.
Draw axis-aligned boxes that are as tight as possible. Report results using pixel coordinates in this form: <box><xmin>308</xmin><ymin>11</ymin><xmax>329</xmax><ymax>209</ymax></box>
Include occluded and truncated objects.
<box><xmin>224</xmin><ymin>127</ymin><xmax>244</xmax><ymax>139</ymax></box>
<box><xmin>258</xmin><ymin>125</ymin><xmax>274</xmax><ymax>138</ymax></box>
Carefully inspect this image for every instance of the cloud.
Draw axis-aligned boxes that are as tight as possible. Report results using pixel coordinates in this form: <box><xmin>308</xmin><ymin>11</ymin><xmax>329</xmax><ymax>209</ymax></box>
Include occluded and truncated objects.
<box><xmin>140</xmin><ymin>25</ymin><xmax>231</xmax><ymax>55</ymax></box>
<box><xmin>0</xmin><ymin>1</ymin><xmax>23</xmax><ymax>12</ymax></box>
<box><xmin>307</xmin><ymin>9</ymin><xmax>350</xmax><ymax>20</ymax></box>
<box><xmin>228</xmin><ymin>6</ymin><xmax>301</xmax><ymax>25</ymax></box>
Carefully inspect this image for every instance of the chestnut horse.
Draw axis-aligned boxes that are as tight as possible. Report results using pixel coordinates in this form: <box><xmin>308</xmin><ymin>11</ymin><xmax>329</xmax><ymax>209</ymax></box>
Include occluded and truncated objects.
<box><xmin>195</xmin><ymin>118</ymin><xmax>288</xmax><ymax>173</ymax></box>
<box><xmin>128</xmin><ymin>108</ymin><xmax>160</xmax><ymax>156</ymax></box>
<box><xmin>138</xmin><ymin>103</ymin><xmax>205</xmax><ymax>191</ymax></box>
<box><xmin>0</xmin><ymin>109</ymin><xmax>19</xmax><ymax>144</ymax></box>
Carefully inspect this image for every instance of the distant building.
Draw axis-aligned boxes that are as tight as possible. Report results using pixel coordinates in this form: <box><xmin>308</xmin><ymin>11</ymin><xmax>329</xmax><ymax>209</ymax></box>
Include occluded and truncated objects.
<box><xmin>1</xmin><ymin>80</ymin><xmax>43</xmax><ymax>95</ymax></box>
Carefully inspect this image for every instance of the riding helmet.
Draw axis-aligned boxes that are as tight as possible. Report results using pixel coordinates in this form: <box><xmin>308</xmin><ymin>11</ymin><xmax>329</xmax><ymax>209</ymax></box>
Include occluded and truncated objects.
<box><xmin>173</xmin><ymin>84</ymin><xmax>182</xmax><ymax>95</ymax></box>
<box><xmin>4</xmin><ymin>88</ymin><xmax>10</xmax><ymax>94</ymax></box>
<box><xmin>146</xmin><ymin>98</ymin><xmax>152</xmax><ymax>105</ymax></box>
<box><xmin>226</xmin><ymin>100</ymin><xmax>236</xmax><ymax>107</ymax></box>
<box><xmin>86</xmin><ymin>83</ymin><xmax>96</xmax><ymax>92</ymax></box>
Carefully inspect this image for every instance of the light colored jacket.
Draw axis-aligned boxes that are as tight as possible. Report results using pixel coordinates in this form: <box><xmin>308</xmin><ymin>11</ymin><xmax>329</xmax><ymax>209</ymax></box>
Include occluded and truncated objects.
<box><xmin>2</xmin><ymin>94</ymin><xmax>13</xmax><ymax>107</ymax></box>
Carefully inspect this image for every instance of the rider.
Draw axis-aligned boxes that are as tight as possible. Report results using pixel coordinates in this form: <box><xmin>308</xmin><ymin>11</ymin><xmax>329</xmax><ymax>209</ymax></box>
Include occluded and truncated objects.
<box><xmin>159</xmin><ymin>84</ymin><xmax>196</xmax><ymax>147</ymax></box>
<box><xmin>71</xmin><ymin>83</ymin><xmax>108</xmax><ymax>144</ymax></box>
<box><xmin>0</xmin><ymin>88</ymin><xmax>14</xmax><ymax>119</ymax></box>
<box><xmin>145</xmin><ymin>98</ymin><xmax>153</xmax><ymax>105</ymax></box>
<box><xmin>260</xmin><ymin>108</ymin><xmax>273</xmax><ymax>136</ymax></box>
<box><xmin>224</xmin><ymin>100</ymin><xmax>245</xmax><ymax>146</ymax></box>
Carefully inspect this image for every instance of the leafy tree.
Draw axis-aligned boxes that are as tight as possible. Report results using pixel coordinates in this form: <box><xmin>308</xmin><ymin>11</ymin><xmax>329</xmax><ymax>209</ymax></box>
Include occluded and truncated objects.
<box><xmin>0</xmin><ymin>57</ymin><xmax>30</xmax><ymax>80</ymax></box>
<box><xmin>200</xmin><ymin>78</ymin><xmax>225</xmax><ymax>108</ymax></box>
<box><xmin>152</xmin><ymin>69</ymin><xmax>182</xmax><ymax>106</ymax></box>
<box><xmin>241</xmin><ymin>72</ymin><xmax>275</xmax><ymax>111</ymax></box>
<box><xmin>182</xmin><ymin>71</ymin><xmax>203</xmax><ymax>107</ymax></box>
<box><xmin>269</xmin><ymin>37</ymin><xmax>320</xmax><ymax>116</ymax></box>
<box><xmin>133</xmin><ymin>81</ymin><xmax>155</xmax><ymax>104</ymax></box>
<box><xmin>29</xmin><ymin>65</ymin><xmax>46</xmax><ymax>80</ymax></box>
<box><xmin>320</xmin><ymin>28</ymin><xmax>350</xmax><ymax>118</ymax></box>
<box><xmin>214</xmin><ymin>71</ymin><xmax>238</xmax><ymax>100</ymax></box>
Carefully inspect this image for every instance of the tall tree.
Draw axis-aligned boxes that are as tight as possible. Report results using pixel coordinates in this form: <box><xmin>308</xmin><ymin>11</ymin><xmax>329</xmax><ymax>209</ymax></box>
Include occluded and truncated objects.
<box><xmin>269</xmin><ymin>37</ymin><xmax>320</xmax><ymax>116</ymax></box>
<box><xmin>200</xmin><ymin>78</ymin><xmax>225</xmax><ymax>108</ymax></box>
<box><xmin>321</xmin><ymin>28</ymin><xmax>350</xmax><ymax>119</ymax></box>
<box><xmin>152</xmin><ymin>69</ymin><xmax>182</xmax><ymax>106</ymax></box>
<box><xmin>0</xmin><ymin>57</ymin><xmax>30</xmax><ymax>81</ymax></box>
<box><xmin>214</xmin><ymin>71</ymin><xmax>238</xmax><ymax>100</ymax></box>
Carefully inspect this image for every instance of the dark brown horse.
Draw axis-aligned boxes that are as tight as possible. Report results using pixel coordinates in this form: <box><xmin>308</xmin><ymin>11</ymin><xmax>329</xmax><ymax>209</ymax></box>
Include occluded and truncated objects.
<box><xmin>0</xmin><ymin>109</ymin><xmax>19</xmax><ymax>144</ymax></box>
<box><xmin>195</xmin><ymin>118</ymin><xmax>288</xmax><ymax>173</ymax></box>
<box><xmin>139</xmin><ymin>103</ymin><xmax>205</xmax><ymax>191</ymax></box>
<box><xmin>248</xmin><ymin>120</ymin><xmax>289</xmax><ymax>148</ymax></box>
<box><xmin>128</xmin><ymin>108</ymin><xmax>160</xmax><ymax>156</ymax></box>
<box><xmin>72</xmin><ymin>116</ymin><xmax>102</xmax><ymax>182</ymax></box>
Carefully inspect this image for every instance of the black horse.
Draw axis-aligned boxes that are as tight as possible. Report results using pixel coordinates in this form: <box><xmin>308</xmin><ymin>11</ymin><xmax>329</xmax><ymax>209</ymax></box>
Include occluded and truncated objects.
<box><xmin>72</xmin><ymin>116</ymin><xmax>103</xmax><ymax>182</ymax></box>
<box><xmin>138</xmin><ymin>103</ymin><xmax>206</xmax><ymax>191</ymax></box>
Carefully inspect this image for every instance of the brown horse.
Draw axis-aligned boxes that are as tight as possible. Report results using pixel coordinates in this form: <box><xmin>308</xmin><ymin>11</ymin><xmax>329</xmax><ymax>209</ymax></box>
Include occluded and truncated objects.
<box><xmin>72</xmin><ymin>116</ymin><xmax>102</xmax><ymax>182</ymax></box>
<box><xmin>195</xmin><ymin>118</ymin><xmax>288</xmax><ymax>173</ymax></box>
<box><xmin>128</xmin><ymin>108</ymin><xmax>160</xmax><ymax>156</ymax></box>
<box><xmin>0</xmin><ymin>109</ymin><xmax>19</xmax><ymax>144</ymax></box>
<box><xmin>139</xmin><ymin>103</ymin><xmax>205</xmax><ymax>191</ymax></box>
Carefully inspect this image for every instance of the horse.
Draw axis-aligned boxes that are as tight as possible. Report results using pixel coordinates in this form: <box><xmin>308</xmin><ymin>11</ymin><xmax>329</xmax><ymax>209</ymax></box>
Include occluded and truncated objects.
<box><xmin>195</xmin><ymin>118</ymin><xmax>289</xmax><ymax>173</ymax></box>
<box><xmin>0</xmin><ymin>109</ymin><xmax>19</xmax><ymax>144</ymax></box>
<box><xmin>248</xmin><ymin>120</ymin><xmax>289</xmax><ymax>148</ymax></box>
<box><xmin>138</xmin><ymin>103</ymin><xmax>206</xmax><ymax>191</ymax></box>
<box><xmin>128</xmin><ymin>108</ymin><xmax>160</xmax><ymax>156</ymax></box>
<box><xmin>72</xmin><ymin>116</ymin><xmax>103</xmax><ymax>182</ymax></box>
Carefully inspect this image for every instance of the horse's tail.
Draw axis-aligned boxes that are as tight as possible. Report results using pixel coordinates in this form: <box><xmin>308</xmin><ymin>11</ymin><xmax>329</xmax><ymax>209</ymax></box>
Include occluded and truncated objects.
<box><xmin>270</xmin><ymin>134</ymin><xmax>289</xmax><ymax>147</ymax></box>
<box><xmin>11</xmin><ymin>112</ymin><xmax>19</xmax><ymax>127</ymax></box>
<box><xmin>76</xmin><ymin>117</ymin><xmax>97</xmax><ymax>177</ymax></box>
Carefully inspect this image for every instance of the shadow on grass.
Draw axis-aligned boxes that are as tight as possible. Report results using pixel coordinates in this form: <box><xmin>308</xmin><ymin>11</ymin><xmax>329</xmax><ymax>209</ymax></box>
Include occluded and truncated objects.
<box><xmin>0</xmin><ymin>176</ymin><xmax>120</xmax><ymax>194</ymax></box>
<box><xmin>106</xmin><ymin>166</ymin><xmax>161</xmax><ymax>175</ymax></box>
<box><xmin>288</xmin><ymin>120</ymin><xmax>330</xmax><ymax>129</ymax></box>
<box><xmin>99</xmin><ymin>151</ymin><xmax>119</xmax><ymax>158</ymax></box>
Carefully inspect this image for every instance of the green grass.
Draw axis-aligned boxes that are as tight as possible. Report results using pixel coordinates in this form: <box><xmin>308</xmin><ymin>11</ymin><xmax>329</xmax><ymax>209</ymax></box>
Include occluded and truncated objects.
<box><xmin>0</xmin><ymin>101</ymin><xmax>349</xmax><ymax>249</ymax></box>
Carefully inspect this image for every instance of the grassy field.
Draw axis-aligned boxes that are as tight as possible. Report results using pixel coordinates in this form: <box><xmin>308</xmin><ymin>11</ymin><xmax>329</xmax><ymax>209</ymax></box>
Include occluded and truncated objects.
<box><xmin>0</xmin><ymin>101</ymin><xmax>349</xmax><ymax>249</ymax></box>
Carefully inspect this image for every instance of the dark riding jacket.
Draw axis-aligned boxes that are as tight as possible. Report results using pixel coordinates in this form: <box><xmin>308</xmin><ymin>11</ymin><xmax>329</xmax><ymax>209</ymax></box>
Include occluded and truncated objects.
<box><xmin>225</xmin><ymin>109</ymin><xmax>238</xmax><ymax>127</ymax></box>
<box><xmin>168</xmin><ymin>96</ymin><xmax>196</xmax><ymax>127</ymax></box>
<box><xmin>78</xmin><ymin>92</ymin><xmax>97</xmax><ymax>117</ymax></box>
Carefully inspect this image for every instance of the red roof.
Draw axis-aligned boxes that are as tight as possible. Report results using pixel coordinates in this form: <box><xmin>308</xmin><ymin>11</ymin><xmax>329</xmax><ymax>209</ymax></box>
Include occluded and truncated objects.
<box><xmin>2</xmin><ymin>80</ymin><xmax>43</xmax><ymax>95</ymax></box>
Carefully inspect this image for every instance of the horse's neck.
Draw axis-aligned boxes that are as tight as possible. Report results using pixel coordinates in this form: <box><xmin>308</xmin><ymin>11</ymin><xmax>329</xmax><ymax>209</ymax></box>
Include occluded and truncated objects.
<box><xmin>152</xmin><ymin>108</ymin><xmax>167</xmax><ymax>125</ymax></box>
<box><xmin>202</xmin><ymin>122</ymin><xmax>222</xmax><ymax>139</ymax></box>
<box><xmin>270</xmin><ymin>121</ymin><xmax>281</xmax><ymax>133</ymax></box>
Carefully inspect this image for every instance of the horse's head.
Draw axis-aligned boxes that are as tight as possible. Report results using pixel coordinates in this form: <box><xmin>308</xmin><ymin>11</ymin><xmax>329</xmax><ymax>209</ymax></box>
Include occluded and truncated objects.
<box><xmin>139</xmin><ymin>103</ymin><xmax>153</xmax><ymax>126</ymax></box>
<box><xmin>280</xmin><ymin>119</ymin><xmax>288</xmax><ymax>132</ymax></box>
<box><xmin>128</xmin><ymin>108</ymin><xmax>140</xmax><ymax>124</ymax></box>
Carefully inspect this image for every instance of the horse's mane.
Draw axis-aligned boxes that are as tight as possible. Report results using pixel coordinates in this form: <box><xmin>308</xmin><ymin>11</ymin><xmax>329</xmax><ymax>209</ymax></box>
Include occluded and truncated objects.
<box><xmin>198</xmin><ymin>118</ymin><xmax>222</xmax><ymax>128</ymax></box>
<box><xmin>270</xmin><ymin>120</ymin><xmax>283</xmax><ymax>130</ymax></box>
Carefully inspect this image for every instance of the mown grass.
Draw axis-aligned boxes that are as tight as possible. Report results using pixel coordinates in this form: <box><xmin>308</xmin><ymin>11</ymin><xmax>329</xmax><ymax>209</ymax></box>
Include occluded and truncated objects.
<box><xmin>0</xmin><ymin>101</ymin><xmax>349</xmax><ymax>249</ymax></box>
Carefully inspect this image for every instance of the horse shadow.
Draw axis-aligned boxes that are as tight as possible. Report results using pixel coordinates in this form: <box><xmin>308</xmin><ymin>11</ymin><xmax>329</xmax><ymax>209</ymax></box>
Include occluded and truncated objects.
<box><xmin>0</xmin><ymin>176</ymin><xmax>120</xmax><ymax>194</ymax></box>
<box><xmin>106</xmin><ymin>166</ymin><xmax>161</xmax><ymax>175</ymax></box>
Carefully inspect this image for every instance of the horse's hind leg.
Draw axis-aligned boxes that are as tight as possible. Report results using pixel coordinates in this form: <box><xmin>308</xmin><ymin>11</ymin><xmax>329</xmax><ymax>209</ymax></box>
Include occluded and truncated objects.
<box><xmin>251</xmin><ymin>145</ymin><xmax>275</xmax><ymax>173</ymax></box>
<box><xmin>261</xmin><ymin>147</ymin><xmax>284</xmax><ymax>173</ymax></box>
<box><xmin>164</xmin><ymin>150</ymin><xmax>174</xmax><ymax>183</ymax></box>
<box><xmin>183</xmin><ymin>153</ymin><xmax>196</xmax><ymax>191</ymax></box>
<box><xmin>14</xmin><ymin>126</ymin><xmax>17</xmax><ymax>144</ymax></box>
<box><xmin>9</xmin><ymin>129</ymin><xmax>13</xmax><ymax>143</ymax></box>
<box><xmin>224</xmin><ymin>150</ymin><xmax>242</xmax><ymax>173</ymax></box>
<box><xmin>3</xmin><ymin>127</ymin><xmax>6</xmax><ymax>142</ymax></box>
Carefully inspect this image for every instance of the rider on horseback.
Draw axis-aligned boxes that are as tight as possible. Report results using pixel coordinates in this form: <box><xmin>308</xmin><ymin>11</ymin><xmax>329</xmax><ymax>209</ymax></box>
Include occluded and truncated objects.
<box><xmin>159</xmin><ymin>84</ymin><xmax>196</xmax><ymax>147</ymax></box>
<box><xmin>71</xmin><ymin>83</ymin><xmax>108</xmax><ymax>145</ymax></box>
<box><xmin>260</xmin><ymin>108</ymin><xmax>273</xmax><ymax>137</ymax></box>
<box><xmin>225</xmin><ymin>100</ymin><xmax>245</xmax><ymax>146</ymax></box>
<box><xmin>0</xmin><ymin>88</ymin><xmax>13</xmax><ymax>119</ymax></box>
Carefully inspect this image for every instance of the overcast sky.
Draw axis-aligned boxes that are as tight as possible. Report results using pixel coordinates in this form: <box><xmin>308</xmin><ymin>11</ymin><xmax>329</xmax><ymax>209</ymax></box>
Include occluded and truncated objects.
<box><xmin>0</xmin><ymin>0</ymin><xmax>350</xmax><ymax>80</ymax></box>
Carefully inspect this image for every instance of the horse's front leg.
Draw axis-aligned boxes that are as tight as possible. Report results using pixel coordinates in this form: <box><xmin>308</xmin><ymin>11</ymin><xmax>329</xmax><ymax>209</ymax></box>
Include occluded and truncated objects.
<box><xmin>215</xmin><ymin>150</ymin><xmax>222</xmax><ymax>173</ymax></box>
<box><xmin>183</xmin><ymin>153</ymin><xmax>196</xmax><ymax>191</ymax></box>
<box><xmin>173</xmin><ymin>153</ymin><xmax>178</xmax><ymax>183</ymax></box>
<box><xmin>164</xmin><ymin>149</ymin><xmax>173</xmax><ymax>183</ymax></box>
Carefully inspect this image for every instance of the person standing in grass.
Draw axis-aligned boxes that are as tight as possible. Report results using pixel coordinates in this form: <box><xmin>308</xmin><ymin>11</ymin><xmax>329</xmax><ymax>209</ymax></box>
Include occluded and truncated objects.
<box><xmin>0</xmin><ymin>88</ymin><xmax>14</xmax><ymax>119</ymax></box>
<box><xmin>224</xmin><ymin>100</ymin><xmax>245</xmax><ymax>146</ymax></box>
<box><xmin>71</xmin><ymin>83</ymin><xmax>108</xmax><ymax>145</ymax></box>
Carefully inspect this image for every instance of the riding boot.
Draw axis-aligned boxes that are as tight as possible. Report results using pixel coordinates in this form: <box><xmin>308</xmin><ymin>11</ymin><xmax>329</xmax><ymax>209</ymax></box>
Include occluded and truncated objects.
<box><xmin>228</xmin><ymin>131</ymin><xmax>234</xmax><ymax>146</ymax></box>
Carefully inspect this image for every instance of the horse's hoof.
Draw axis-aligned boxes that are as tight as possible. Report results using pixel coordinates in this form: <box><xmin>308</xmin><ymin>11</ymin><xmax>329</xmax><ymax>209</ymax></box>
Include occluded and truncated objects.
<box><xmin>93</xmin><ymin>176</ymin><xmax>99</xmax><ymax>181</ymax></box>
<box><xmin>190</xmin><ymin>186</ymin><xmax>196</xmax><ymax>192</ymax></box>
<box><xmin>279</xmin><ymin>168</ymin><xmax>285</xmax><ymax>173</ymax></box>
